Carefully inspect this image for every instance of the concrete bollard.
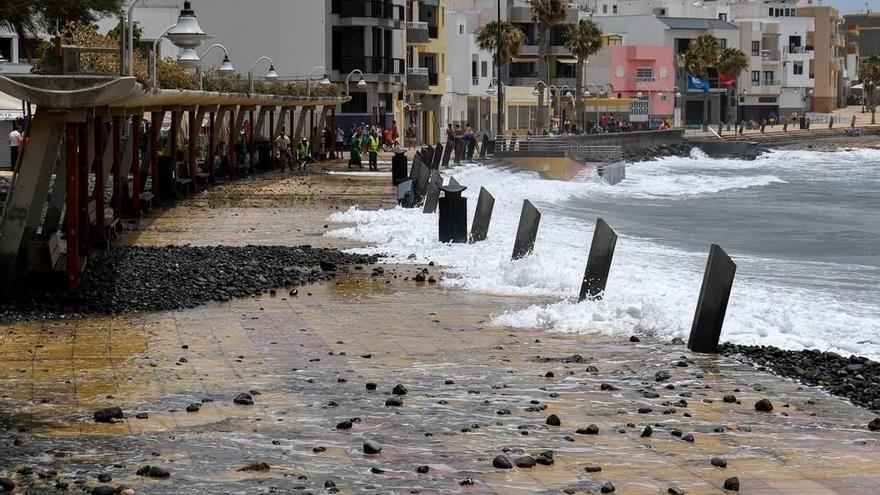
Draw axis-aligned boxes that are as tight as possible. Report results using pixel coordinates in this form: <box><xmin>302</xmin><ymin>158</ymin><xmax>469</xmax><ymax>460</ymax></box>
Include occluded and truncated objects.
<box><xmin>453</xmin><ymin>138</ymin><xmax>463</xmax><ymax>164</ymax></box>
<box><xmin>717</xmin><ymin>123</ymin><xmax>723</xmax><ymax>136</ymax></box>
<box><xmin>578</xmin><ymin>218</ymin><xmax>618</xmax><ymax>302</ymax></box>
<box><xmin>466</xmin><ymin>138</ymin><xmax>477</xmax><ymax>159</ymax></box>
<box><xmin>431</xmin><ymin>143</ymin><xmax>444</xmax><ymax>169</ymax></box>
<box><xmin>422</xmin><ymin>171</ymin><xmax>443</xmax><ymax>214</ymax></box>
<box><xmin>397</xmin><ymin>179</ymin><xmax>416</xmax><ymax>208</ymax></box>
<box><xmin>469</xmin><ymin>187</ymin><xmax>495</xmax><ymax>243</ymax></box>
<box><xmin>448</xmin><ymin>177</ymin><xmax>461</xmax><ymax>188</ymax></box>
<box><xmin>852</xmin><ymin>115</ymin><xmax>857</xmax><ymax>128</ymax></box>
<box><xmin>439</xmin><ymin>183</ymin><xmax>468</xmax><ymax>243</ymax></box>
<box><xmin>415</xmin><ymin>161</ymin><xmax>431</xmax><ymax>200</ymax></box>
<box><xmin>511</xmin><ymin>200</ymin><xmax>541</xmax><ymax>260</ymax></box>
<box><xmin>441</xmin><ymin>139</ymin><xmax>454</xmax><ymax>168</ymax></box>
<box><xmin>738</xmin><ymin>123</ymin><xmax>744</xmax><ymax>135</ymax></box>
<box><xmin>828</xmin><ymin>116</ymin><xmax>834</xmax><ymax>129</ymax></box>
<box><xmin>392</xmin><ymin>150</ymin><xmax>408</xmax><ymax>185</ymax></box>
<box><xmin>479</xmin><ymin>135</ymin><xmax>489</xmax><ymax>159</ymax></box>
<box><xmin>687</xmin><ymin>244</ymin><xmax>737</xmax><ymax>354</ymax></box>
<box><xmin>424</xmin><ymin>145</ymin><xmax>436</xmax><ymax>166</ymax></box>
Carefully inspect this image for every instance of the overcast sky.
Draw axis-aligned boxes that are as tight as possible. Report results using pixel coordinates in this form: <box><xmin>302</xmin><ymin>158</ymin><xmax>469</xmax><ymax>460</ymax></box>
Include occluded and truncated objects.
<box><xmin>820</xmin><ymin>0</ymin><xmax>879</xmax><ymax>14</ymax></box>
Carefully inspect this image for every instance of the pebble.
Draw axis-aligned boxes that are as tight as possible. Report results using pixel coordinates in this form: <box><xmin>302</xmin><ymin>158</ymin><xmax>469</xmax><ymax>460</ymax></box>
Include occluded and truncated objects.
<box><xmin>237</xmin><ymin>462</ymin><xmax>270</xmax><ymax>472</ymax></box>
<box><xmin>392</xmin><ymin>384</ymin><xmax>408</xmax><ymax>396</ymax></box>
<box><xmin>0</xmin><ymin>479</ymin><xmax>14</xmax><ymax>492</ymax></box>
<box><xmin>514</xmin><ymin>456</ymin><xmax>536</xmax><ymax>468</ymax></box>
<box><xmin>869</xmin><ymin>418</ymin><xmax>880</xmax><ymax>431</ymax></box>
<box><xmin>363</xmin><ymin>441</ymin><xmax>382</xmax><ymax>455</ymax></box>
<box><xmin>711</xmin><ymin>457</ymin><xmax>728</xmax><ymax>468</ymax></box>
<box><xmin>365</xmin><ymin>382</ymin><xmax>377</xmax><ymax>391</ymax></box>
<box><xmin>584</xmin><ymin>465</ymin><xmax>602</xmax><ymax>473</ymax></box>
<box><xmin>91</xmin><ymin>487</ymin><xmax>116</xmax><ymax>495</ymax></box>
<box><xmin>722</xmin><ymin>394</ymin><xmax>737</xmax><ymax>403</ymax></box>
<box><xmin>185</xmin><ymin>403</ymin><xmax>200</xmax><ymax>413</ymax></box>
<box><xmin>668</xmin><ymin>488</ymin><xmax>685</xmax><ymax>495</ymax></box>
<box><xmin>535</xmin><ymin>450</ymin><xmax>555</xmax><ymax>465</ymax></box>
<box><xmin>546</xmin><ymin>414</ymin><xmax>561</xmax><ymax>426</ymax></box>
<box><xmin>754</xmin><ymin>398</ymin><xmax>774</xmax><ymax>412</ymax></box>
<box><xmin>493</xmin><ymin>455</ymin><xmax>513</xmax><ymax>469</ymax></box>
<box><xmin>629</xmin><ymin>336</ymin><xmax>640</xmax><ymax>342</ymax></box>
<box><xmin>601</xmin><ymin>481</ymin><xmax>616</xmax><ymax>493</ymax></box>
<box><xmin>641</xmin><ymin>425</ymin><xmax>653</xmax><ymax>438</ymax></box>
<box><xmin>93</xmin><ymin>407</ymin><xmax>124</xmax><ymax>423</ymax></box>
<box><xmin>576</xmin><ymin>424</ymin><xmax>600</xmax><ymax>435</ymax></box>
<box><xmin>416</xmin><ymin>465</ymin><xmax>429</xmax><ymax>474</ymax></box>
<box><xmin>723</xmin><ymin>477</ymin><xmax>740</xmax><ymax>491</ymax></box>
<box><xmin>336</xmin><ymin>420</ymin><xmax>353</xmax><ymax>430</ymax></box>
<box><xmin>97</xmin><ymin>473</ymin><xmax>112</xmax><ymax>483</ymax></box>
<box><xmin>655</xmin><ymin>370</ymin><xmax>672</xmax><ymax>382</ymax></box>
<box><xmin>136</xmin><ymin>466</ymin><xmax>170</xmax><ymax>479</ymax></box>
<box><xmin>385</xmin><ymin>397</ymin><xmax>403</xmax><ymax>407</ymax></box>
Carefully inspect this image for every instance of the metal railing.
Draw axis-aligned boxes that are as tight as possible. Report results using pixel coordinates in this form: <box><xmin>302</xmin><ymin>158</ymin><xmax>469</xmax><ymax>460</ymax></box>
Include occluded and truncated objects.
<box><xmin>762</xmin><ymin>50</ymin><xmax>781</xmax><ymax>61</ymax></box>
<box><xmin>495</xmin><ymin>134</ymin><xmax>623</xmax><ymax>163</ymax></box>
<box><xmin>635</xmin><ymin>75</ymin><xmax>655</xmax><ymax>83</ymax></box>
<box><xmin>334</xmin><ymin>0</ymin><xmax>404</xmax><ymax>20</ymax></box>
<box><xmin>340</xmin><ymin>56</ymin><xmax>404</xmax><ymax>75</ymax></box>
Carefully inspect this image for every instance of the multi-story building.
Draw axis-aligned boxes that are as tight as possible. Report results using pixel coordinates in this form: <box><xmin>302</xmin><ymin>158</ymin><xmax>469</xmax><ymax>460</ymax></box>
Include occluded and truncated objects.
<box><xmin>843</xmin><ymin>12</ymin><xmax>880</xmax><ymax>57</ymax></box>
<box><xmin>444</xmin><ymin>4</ymin><xmax>496</xmax><ymax>135</ymax></box>
<box><xmin>729</xmin><ymin>0</ymin><xmax>815</xmax><ymax>120</ymax></box>
<box><xmin>407</xmin><ymin>0</ymin><xmax>447</xmax><ymax>144</ymax></box>
<box><xmin>796</xmin><ymin>2</ymin><xmax>844</xmax><ymax>113</ymax></box>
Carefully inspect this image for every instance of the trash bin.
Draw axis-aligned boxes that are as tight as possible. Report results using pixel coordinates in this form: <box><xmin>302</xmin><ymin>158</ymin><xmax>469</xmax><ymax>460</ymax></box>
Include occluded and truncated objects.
<box><xmin>799</xmin><ymin>117</ymin><xmax>806</xmax><ymax>129</ymax></box>
<box><xmin>392</xmin><ymin>150</ymin><xmax>408</xmax><ymax>185</ymax></box>
<box><xmin>439</xmin><ymin>183</ymin><xmax>468</xmax><ymax>243</ymax></box>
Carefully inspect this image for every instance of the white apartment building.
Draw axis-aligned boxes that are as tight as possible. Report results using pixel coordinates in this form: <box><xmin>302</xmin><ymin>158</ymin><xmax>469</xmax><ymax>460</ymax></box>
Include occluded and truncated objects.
<box><xmin>444</xmin><ymin>4</ymin><xmax>496</xmax><ymax>134</ymax></box>
<box><xmin>729</xmin><ymin>0</ymin><xmax>815</xmax><ymax>120</ymax></box>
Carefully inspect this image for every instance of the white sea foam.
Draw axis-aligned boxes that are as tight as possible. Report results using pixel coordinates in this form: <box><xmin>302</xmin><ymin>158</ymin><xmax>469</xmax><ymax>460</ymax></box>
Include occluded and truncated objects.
<box><xmin>327</xmin><ymin>151</ymin><xmax>880</xmax><ymax>359</ymax></box>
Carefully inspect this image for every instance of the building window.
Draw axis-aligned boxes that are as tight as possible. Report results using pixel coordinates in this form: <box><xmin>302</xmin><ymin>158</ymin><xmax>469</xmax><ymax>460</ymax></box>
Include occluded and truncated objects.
<box><xmin>602</xmin><ymin>4</ymin><xmax>607</xmax><ymax>14</ymax></box>
<box><xmin>659</xmin><ymin>93</ymin><xmax>669</xmax><ymax>101</ymax></box>
<box><xmin>719</xmin><ymin>38</ymin><xmax>727</xmax><ymax>49</ymax></box>
<box><xmin>751</xmin><ymin>41</ymin><xmax>760</xmax><ymax>56</ymax></box>
<box><xmin>763</xmin><ymin>70</ymin><xmax>774</xmax><ymax>84</ymax></box>
<box><xmin>616</xmin><ymin>65</ymin><xmax>624</xmax><ymax>78</ymax></box>
<box><xmin>472</xmin><ymin>59</ymin><xmax>478</xmax><ymax>79</ymax></box>
<box><xmin>459</xmin><ymin>24</ymin><xmax>464</xmax><ymax>35</ymax></box>
<box><xmin>612</xmin><ymin>5</ymin><xmax>617</xmax><ymax>14</ymax></box>
<box><xmin>769</xmin><ymin>7</ymin><xmax>774</xmax><ymax>16</ymax></box>
<box><xmin>659</xmin><ymin>66</ymin><xmax>668</xmax><ymax>79</ymax></box>
<box><xmin>718</xmin><ymin>13</ymin><xmax>727</xmax><ymax>22</ymax></box>
<box><xmin>636</xmin><ymin>67</ymin><xmax>653</xmax><ymax>82</ymax></box>
<box><xmin>751</xmin><ymin>70</ymin><xmax>760</xmax><ymax>85</ymax></box>
<box><xmin>793</xmin><ymin>61</ymin><xmax>804</xmax><ymax>75</ymax></box>
<box><xmin>481</xmin><ymin>61</ymin><xmax>488</xmax><ymax>78</ymax></box>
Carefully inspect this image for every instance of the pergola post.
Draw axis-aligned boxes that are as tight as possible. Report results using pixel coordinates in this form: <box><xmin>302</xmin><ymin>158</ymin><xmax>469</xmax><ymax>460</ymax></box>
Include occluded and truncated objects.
<box><xmin>268</xmin><ymin>109</ymin><xmax>275</xmax><ymax>169</ymax></box>
<box><xmin>228</xmin><ymin>106</ymin><xmax>238</xmax><ymax>177</ymax></box>
<box><xmin>130</xmin><ymin>114</ymin><xmax>142</xmax><ymax>213</ymax></box>
<box><xmin>208</xmin><ymin>111</ymin><xmax>217</xmax><ymax>178</ymax></box>
<box><xmin>65</xmin><ymin>123</ymin><xmax>80</xmax><ymax>292</ymax></box>
<box><xmin>94</xmin><ymin>116</ymin><xmax>106</xmax><ymax>240</ymax></box>
<box><xmin>150</xmin><ymin>110</ymin><xmax>162</xmax><ymax>202</ymax></box>
<box><xmin>248</xmin><ymin>107</ymin><xmax>256</xmax><ymax>173</ymax></box>
<box><xmin>112</xmin><ymin>115</ymin><xmax>123</xmax><ymax>218</ymax></box>
<box><xmin>77</xmin><ymin>122</ymin><xmax>90</xmax><ymax>254</ymax></box>
<box><xmin>188</xmin><ymin>109</ymin><xmax>197</xmax><ymax>185</ymax></box>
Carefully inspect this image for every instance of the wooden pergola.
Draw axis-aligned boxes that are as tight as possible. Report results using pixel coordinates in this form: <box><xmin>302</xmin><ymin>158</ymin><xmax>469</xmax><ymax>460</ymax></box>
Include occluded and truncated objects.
<box><xmin>0</xmin><ymin>75</ymin><xmax>349</xmax><ymax>295</ymax></box>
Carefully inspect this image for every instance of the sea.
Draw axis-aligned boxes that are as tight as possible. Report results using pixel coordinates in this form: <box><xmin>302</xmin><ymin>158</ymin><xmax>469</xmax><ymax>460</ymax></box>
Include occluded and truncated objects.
<box><xmin>327</xmin><ymin>148</ymin><xmax>880</xmax><ymax>359</ymax></box>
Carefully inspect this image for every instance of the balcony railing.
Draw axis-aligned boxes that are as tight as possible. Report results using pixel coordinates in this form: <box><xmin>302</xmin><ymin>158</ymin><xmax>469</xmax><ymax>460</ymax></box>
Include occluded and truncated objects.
<box><xmin>407</xmin><ymin>67</ymin><xmax>429</xmax><ymax>91</ymax></box>
<box><xmin>340</xmin><ymin>56</ymin><xmax>404</xmax><ymax>75</ymax></box>
<box><xmin>472</xmin><ymin>76</ymin><xmax>480</xmax><ymax>86</ymax></box>
<box><xmin>334</xmin><ymin>0</ymin><xmax>404</xmax><ymax>21</ymax></box>
<box><xmin>762</xmin><ymin>50</ymin><xmax>780</xmax><ymax>61</ymax></box>
<box><xmin>786</xmin><ymin>46</ymin><xmax>812</xmax><ymax>54</ymax></box>
<box><xmin>635</xmin><ymin>75</ymin><xmax>655</xmax><ymax>83</ymax></box>
<box><xmin>753</xmin><ymin>79</ymin><xmax>781</xmax><ymax>86</ymax></box>
<box><xmin>407</xmin><ymin>22</ymin><xmax>429</xmax><ymax>44</ymax></box>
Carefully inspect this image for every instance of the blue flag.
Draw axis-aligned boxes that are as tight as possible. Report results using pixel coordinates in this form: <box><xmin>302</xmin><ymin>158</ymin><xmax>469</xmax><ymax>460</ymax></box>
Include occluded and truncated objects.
<box><xmin>687</xmin><ymin>74</ymin><xmax>710</xmax><ymax>91</ymax></box>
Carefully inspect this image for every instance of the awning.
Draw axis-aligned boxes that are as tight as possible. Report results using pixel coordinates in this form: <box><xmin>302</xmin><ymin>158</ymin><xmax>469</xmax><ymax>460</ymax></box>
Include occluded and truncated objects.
<box><xmin>556</xmin><ymin>57</ymin><xmax>578</xmax><ymax>65</ymax></box>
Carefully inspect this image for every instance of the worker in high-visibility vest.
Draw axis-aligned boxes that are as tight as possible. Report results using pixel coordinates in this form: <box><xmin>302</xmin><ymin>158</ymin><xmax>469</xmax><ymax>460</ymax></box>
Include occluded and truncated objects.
<box><xmin>368</xmin><ymin>130</ymin><xmax>379</xmax><ymax>171</ymax></box>
<box><xmin>297</xmin><ymin>137</ymin><xmax>310</xmax><ymax>170</ymax></box>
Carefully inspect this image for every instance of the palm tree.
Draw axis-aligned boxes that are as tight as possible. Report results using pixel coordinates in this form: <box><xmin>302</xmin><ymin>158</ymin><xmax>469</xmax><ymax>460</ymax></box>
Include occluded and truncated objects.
<box><xmin>564</xmin><ymin>19</ymin><xmax>603</xmax><ymax>132</ymax></box>
<box><xmin>859</xmin><ymin>55</ymin><xmax>880</xmax><ymax>124</ymax></box>
<box><xmin>684</xmin><ymin>35</ymin><xmax>720</xmax><ymax>131</ymax></box>
<box><xmin>716</xmin><ymin>47</ymin><xmax>749</xmax><ymax>124</ymax></box>
<box><xmin>476</xmin><ymin>21</ymin><xmax>526</xmax><ymax>135</ymax></box>
<box><xmin>530</xmin><ymin>0</ymin><xmax>567</xmax><ymax>132</ymax></box>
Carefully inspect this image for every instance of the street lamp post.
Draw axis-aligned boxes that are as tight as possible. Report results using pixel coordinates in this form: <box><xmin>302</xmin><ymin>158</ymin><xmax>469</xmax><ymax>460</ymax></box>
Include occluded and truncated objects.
<box><xmin>149</xmin><ymin>24</ymin><xmax>176</xmax><ymax>88</ymax></box>
<box><xmin>125</xmin><ymin>0</ymin><xmax>147</xmax><ymax>76</ymax></box>
<box><xmin>196</xmin><ymin>43</ymin><xmax>235</xmax><ymax>90</ymax></box>
<box><xmin>146</xmin><ymin>2</ymin><xmax>210</xmax><ymax>88</ymax></box>
<box><xmin>584</xmin><ymin>83</ymin><xmax>608</xmax><ymax>133</ymax></box>
<box><xmin>307</xmin><ymin>66</ymin><xmax>331</xmax><ymax>96</ymax></box>
<box><xmin>496</xmin><ymin>0</ymin><xmax>504</xmax><ymax>137</ymax></box>
<box><xmin>636</xmin><ymin>83</ymin><xmax>651</xmax><ymax>129</ymax></box>
<box><xmin>248</xmin><ymin>56</ymin><xmax>279</xmax><ymax>94</ymax></box>
<box><xmin>532</xmin><ymin>81</ymin><xmax>548</xmax><ymax>134</ymax></box>
<box><xmin>345</xmin><ymin>69</ymin><xmax>367</xmax><ymax>96</ymax></box>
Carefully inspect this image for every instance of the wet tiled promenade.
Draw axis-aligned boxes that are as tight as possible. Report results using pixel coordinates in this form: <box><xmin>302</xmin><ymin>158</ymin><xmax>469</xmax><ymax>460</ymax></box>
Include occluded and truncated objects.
<box><xmin>1</xmin><ymin>168</ymin><xmax>879</xmax><ymax>494</ymax></box>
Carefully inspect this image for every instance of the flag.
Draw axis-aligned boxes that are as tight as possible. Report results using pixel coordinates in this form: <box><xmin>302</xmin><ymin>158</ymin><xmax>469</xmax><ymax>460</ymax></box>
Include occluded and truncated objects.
<box><xmin>718</xmin><ymin>74</ymin><xmax>736</xmax><ymax>86</ymax></box>
<box><xmin>687</xmin><ymin>74</ymin><xmax>710</xmax><ymax>91</ymax></box>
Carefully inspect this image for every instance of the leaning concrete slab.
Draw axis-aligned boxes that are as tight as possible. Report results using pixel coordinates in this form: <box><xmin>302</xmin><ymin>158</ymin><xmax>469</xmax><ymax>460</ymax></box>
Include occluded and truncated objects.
<box><xmin>688</xmin><ymin>244</ymin><xmax>737</xmax><ymax>353</ymax></box>
<box><xmin>579</xmin><ymin>218</ymin><xmax>618</xmax><ymax>301</ymax></box>
<box><xmin>512</xmin><ymin>199</ymin><xmax>541</xmax><ymax>260</ymax></box>
<box><xmin>469</xmin><ymin>187</ymin><xmax>495</xmax><ymax>243</ymax></box>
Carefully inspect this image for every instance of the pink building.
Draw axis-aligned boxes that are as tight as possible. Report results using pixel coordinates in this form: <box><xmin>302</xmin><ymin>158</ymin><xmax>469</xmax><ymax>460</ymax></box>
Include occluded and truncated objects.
<box><xmin>609</xmin><ymin>46</ymin><xmax>676</xmax><ymax>127</ymax></box>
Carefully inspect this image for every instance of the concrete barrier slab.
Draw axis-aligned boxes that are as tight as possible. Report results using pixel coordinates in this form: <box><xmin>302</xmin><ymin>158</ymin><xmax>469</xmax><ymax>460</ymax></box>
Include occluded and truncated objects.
<box><xmin>511</xmin><ymin>200</ymin><xmax>541</xmax><ymax>260</ymax></box>
<box><xmin>469</xmin><ymin>187</ymin><xmax>495</xmax><ymax>243</ymax></box>
<box><xmin>688</xmin><ymin>244</ymin><xmax>737</xmax><ymax>354</ymax></box>
<box><xmin>422</xmin><ymin>170</ymin><xmax>442</xmax><ymax>214</ymax></box>
<box><xmin>579</xmin><ymin>218</ymin><xmax>618</xmax><ymax>301</ymax></box>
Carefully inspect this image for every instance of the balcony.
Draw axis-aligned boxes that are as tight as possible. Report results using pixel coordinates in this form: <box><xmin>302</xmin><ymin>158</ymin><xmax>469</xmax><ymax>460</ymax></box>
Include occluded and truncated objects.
<box><xmin>340</xmin><ymin>56</ymin><xmax>404</xmax><ymax>76</ymax></box>
<box><xmin>635</xmin><ymin>76</ymin><xmax>655</xmax><ymax>83</ymax></box>
<box><xmin>429</xmin><ymin>72</ymin><xmax>439</xmax><ymax>86</ymax></box>
<box><xmin>761</xmin><ymin>50</ymin><xmax>780</xmax><ymax>62</ymax></box>
<box><xmin>508</xmin><ymin>76</ymin><xmax>577</xmax><ymax>87</ymax></box>
<box><xmin>407</xmin><ymin>67</ymin><xmax>429</xmax><ymax>91</ymax></box>
<box><xmin>333</xmin><ymin>0</ymin><xmax>404</xmax><ymax>21</ymax></box>
<box><xmin>407</xmin><ymin>22</ymin><xmax>429</xmax><ymax>44</ymax></box>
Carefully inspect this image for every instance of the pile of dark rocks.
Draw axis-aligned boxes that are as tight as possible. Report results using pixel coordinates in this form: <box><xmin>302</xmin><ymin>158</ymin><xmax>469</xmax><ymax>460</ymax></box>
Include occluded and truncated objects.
<box><xmin>0</xmin><ymin>245</ymin><xmax>378</xmax><ymax>321</ymax></box>
<box><xmin>720</xmin><ymin>343</ymin><xmax>880</xmax><ymax>411</ymax></box>
<box><xmin>622</xmin><ymin>143</ymin><xmax>692</xmax><ymax>163</ymax></box>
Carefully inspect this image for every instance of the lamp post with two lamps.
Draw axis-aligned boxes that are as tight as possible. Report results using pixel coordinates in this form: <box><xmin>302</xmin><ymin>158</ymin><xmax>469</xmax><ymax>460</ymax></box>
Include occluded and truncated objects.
<box><xmin>345</xmin><ymin>69</ymin><xmax>368</xmax><ymax>96</ymax></box>
<box><xmin>487</xmin><ymin>78</ymin><xmax>506</xmax><ymax>135</ymax></box>
<box><xmin>145</xmin><ymin>2</ymin><xmax>210</xmax><ymax>87</ymax></box>
<box><xmin>307</xmin><ymin>66</ymin><xmax>332</xmax><ymax>96</ymax></box>
<box><xmin>584</xmin><ymin>83</ymin><xmax>609</xmax><ymax>132</ymax></box>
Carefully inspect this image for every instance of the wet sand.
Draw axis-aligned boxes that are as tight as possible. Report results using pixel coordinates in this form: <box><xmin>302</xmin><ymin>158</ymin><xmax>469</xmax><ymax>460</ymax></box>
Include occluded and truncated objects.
<box><xmin>2</xmin><ymin>163</ymin><xmax>880</xmax><ymax>494</ymax></box>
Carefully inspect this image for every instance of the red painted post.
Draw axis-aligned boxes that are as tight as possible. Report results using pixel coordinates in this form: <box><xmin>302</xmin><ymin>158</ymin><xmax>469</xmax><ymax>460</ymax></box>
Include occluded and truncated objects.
<box><xmin>188</xmin><ymin>110</ymin><xmax>197</xmax><ymax>183</ymax></box>
<box><xmin>150</xmin><ymin>111</ymin><xmax>160</xmax><ymax>200</ymax></box>
<box><xmin>77</xmin><ymin>123</ymin><xmax>89</xmax><ymax>254</ymax></box>
<box><xmin>65</xmin><ymin>124</ymin><xmax>80</xmax><ymax>293</ymax></box>
<box><xmin>269</xmin><ymin>110</ymin><xmax>275</xmax><ymax>170</ymax></box>
<box><xmin>248</xmin><ymin>108</ymin><xmax>255</xmax><ymax>173</ymax></box>
<box><xmin>131</xmin><ymin>115</ymin><xmax>142</xmax><ymax>213</ymax></box>
<box><xmin>112</xmin><ymin>115</ymin><xmax>122</xmax><ymax>218</ymax></box>
<box><xmin>228</xmin><ymin>108</ymin><xmax>236</xmax><ymax>177</ymax></box>
<box><xmin>170</xmin><ymin>111</ymin><xmax>179</xmax><ymax>193</ymax></box>
<box><xmin>94</xmin><ymin>116</ymin><xmax>106</xmax><ymax>240</ymax></box>
<box><xmin>208</xmin><ymin>111</ymin><xmax>216</xmax><ymax>178</ymax></box>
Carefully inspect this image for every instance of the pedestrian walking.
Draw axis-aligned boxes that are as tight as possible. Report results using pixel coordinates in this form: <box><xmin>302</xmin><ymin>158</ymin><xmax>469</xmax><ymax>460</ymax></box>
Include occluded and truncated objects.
<box><xmin>8</xmin><ymin>125</ymin><xmax>22</xmax><ymax>170</ymax></box>
<box><xmin>335</xmin><ymin>126</ymin><xmax>345</xmax><ymax>159</ymax></box>
<box><xmin>368</xmin><ymin>130</ymin><xmax>379</xmax><ymax>171</ymax></box>
<box><xmin>274</xmin><ymin>129</ymin><xmax>292</xmax><ymax>170</ymax></box>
